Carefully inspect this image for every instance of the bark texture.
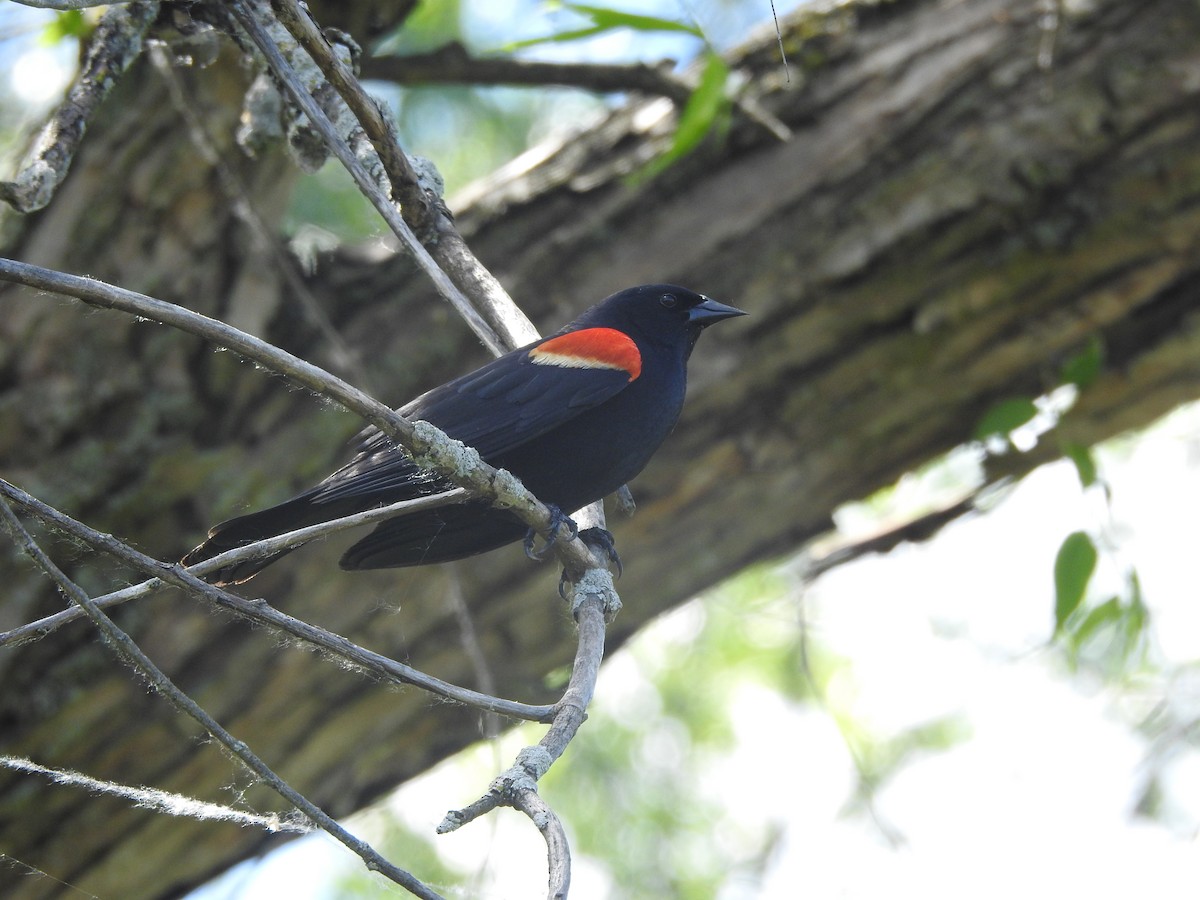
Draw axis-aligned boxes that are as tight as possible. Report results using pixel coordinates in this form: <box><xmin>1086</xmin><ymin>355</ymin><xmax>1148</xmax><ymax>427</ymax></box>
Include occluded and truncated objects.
<box><xmin>2</xmin><ymin>0</ymin><xmax>1199</xmax><ymax>895</ymax></box>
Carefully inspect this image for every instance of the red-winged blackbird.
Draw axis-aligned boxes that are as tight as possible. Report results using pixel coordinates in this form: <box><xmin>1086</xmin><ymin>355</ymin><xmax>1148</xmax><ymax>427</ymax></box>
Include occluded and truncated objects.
<box><xmin>182</xmin><ymin>284</ymin><xmax>744</xmax><ymax>583</ymax></box>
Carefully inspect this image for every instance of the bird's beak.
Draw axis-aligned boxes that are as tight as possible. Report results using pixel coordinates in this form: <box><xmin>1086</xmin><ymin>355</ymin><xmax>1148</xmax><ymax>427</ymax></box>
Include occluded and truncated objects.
<box><xmin>688</xmin><ymin>297</ymin><xmax>747</xmax><ymax>327</ymax></box>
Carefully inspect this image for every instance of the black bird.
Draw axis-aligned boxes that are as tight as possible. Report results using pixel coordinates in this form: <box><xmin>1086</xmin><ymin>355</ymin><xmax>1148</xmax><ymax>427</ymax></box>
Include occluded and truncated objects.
<box><xmin>182</xmin><ymin>284</ymin><xmax>744</xmax><ymax>583</ymax></box>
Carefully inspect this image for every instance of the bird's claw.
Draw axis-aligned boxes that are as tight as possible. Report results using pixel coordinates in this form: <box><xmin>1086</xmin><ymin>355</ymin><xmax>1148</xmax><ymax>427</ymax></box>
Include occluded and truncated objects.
<box><xmin>524</xmin><ymin>505</ymin><xmax>579</xmax><ymax>561</ymax></box>
<box><xmin>557</xmin><ymin>527</ymin><xmax>622</xmax><ymax>600</ymax></box>
<box><xmin>580</xmin><ymin>527</ymin><xmax>622</xmax><ymax>576</ymax></box>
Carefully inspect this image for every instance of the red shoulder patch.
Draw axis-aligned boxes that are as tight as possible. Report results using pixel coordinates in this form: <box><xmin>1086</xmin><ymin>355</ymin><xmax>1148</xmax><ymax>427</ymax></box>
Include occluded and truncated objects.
<box><xmin>528</xmin><ymin>328</ymin><xmax>642</xmax><ymax>381</ymax></box>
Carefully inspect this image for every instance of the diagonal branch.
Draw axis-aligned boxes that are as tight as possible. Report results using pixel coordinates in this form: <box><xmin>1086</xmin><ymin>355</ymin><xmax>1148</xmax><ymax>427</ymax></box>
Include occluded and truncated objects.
<box><xmin>361</xmin><ymin>42</ymin><xmax>693</xmax><ymax>104</ymax></box>
<box><xmin>0</xmin><ymin>487</ymin><xmax>469</xmax><ymax>647</ymax></box>
<box><xmin>266</xmin><ymin>0</ymin><xmax>544</xmax><ymax>357</ymax></box>
<box><xmin>1</xmin><ymin>1</ymin><xmax>160</xmax><ymax>212</ymax></box>
<box><xmin>0</xmin><ymin>256</ymin><xmax>602</xmax><ymax>577</ymax></box>
<box><xmin>0</xmin><ymin>756</ymin><xmax>312</xmax><ymax>833</ymax></box>
<box><xmin>225</xmin><ymin>0</ymin><xmax>508</xmax><ymax>355</ymax></box>
<box><xmin>0</xmin><ymin>495</ymin><xmax>445</xmax><ymax>900</ymax></box>
<box><xmin>0</xmin><ymin>477</ymin><xmax>556</xmax><ymax>722</ymax></box>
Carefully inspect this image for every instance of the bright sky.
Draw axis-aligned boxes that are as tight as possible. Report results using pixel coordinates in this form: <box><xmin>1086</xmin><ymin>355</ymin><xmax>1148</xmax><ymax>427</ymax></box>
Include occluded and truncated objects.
<box><xmin>1</xmin><ymin>5</ymin><xmax>74</xmax><ymax>108</ymax></box>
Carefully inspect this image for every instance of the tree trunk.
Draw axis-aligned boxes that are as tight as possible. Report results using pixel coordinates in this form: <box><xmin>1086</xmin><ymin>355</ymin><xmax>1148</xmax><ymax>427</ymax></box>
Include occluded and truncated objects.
<box><xmin>2</xmin><ymin>0</ymin><xmax>1198</xmax><ymax>895</ymax></box>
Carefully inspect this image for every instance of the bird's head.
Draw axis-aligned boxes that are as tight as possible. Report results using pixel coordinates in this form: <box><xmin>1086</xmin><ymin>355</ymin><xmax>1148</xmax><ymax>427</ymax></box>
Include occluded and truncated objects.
<box><xmin>578</xmin><ymin>284</ymin><xmax>746</xmax><ymax>356</ymax></box>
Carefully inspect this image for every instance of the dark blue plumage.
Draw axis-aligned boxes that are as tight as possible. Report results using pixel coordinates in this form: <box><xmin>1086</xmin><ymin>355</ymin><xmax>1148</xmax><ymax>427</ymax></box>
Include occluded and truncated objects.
<box><xmin>182</xmin><ymin>284</ymin><xmax>744</xmax><ymax>582</ymax></box>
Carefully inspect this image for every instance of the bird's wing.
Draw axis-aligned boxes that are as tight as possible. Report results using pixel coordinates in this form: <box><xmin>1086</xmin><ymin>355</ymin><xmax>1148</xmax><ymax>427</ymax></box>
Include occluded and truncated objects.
<box><xmin>308</xmin><ymin>329</ymin><xmax>639</xmax><ymax>504</ymax></box>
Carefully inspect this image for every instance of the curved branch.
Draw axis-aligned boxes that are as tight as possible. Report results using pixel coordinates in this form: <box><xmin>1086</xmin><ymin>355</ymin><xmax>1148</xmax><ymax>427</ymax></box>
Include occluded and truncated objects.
<box><xmin>1</xmin><ymin>1</ymin><xmax>160</xmax><ymax>212</ymax></box>
<box><xmin>438</xmin><ymin>588</ymin><xmax>612</xmax><ymax>894</ymax></box>
<box><xmin>0</xmin><ymin>488</ymin><xmax>469</xmax><ymax>646</ymax></box>
<box><xmin>0</xmin><ymin>256</ymin><xmax>604</xmax><ymax>574</ymax></box>
<box><xmin>362</xmin><ymin>41</ymin><xmax>692</xmax><ymax>105</ymax></box>
<box><xmin>0</xmin><ymin>496</ymin><xmax>445</xmax><ymax>900</ymax></box>
<box><xmin>512</xmin><ymin>789</ymin><xmax>571</xmax><ymax>900</ymax></box>
<box><xmin>0</xmin><ymin>478</ymin><xmax>557</xmax><ymax>722</ymax></box>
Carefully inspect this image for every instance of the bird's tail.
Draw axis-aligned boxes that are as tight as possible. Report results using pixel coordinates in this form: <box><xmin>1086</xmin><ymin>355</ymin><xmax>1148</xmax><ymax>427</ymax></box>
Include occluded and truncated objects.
<box><xmin>184</xmin><ymin>494</ymin><xmax>525</xmax><ymax>581</ymax></box>
<box><xmin>339</xmin><ymin>501</ymin><xmax>525</xmax><ymax>570</ymax></box>
<box><xmin>180</xmin><ymin>496</ymin><xmax>338</xmax><ymax>585</ymax></box>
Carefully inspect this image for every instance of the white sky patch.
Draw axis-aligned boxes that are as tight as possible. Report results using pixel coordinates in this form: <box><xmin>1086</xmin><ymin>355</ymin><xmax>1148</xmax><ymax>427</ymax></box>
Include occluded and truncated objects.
<box><xmin>10</xmin><ymin>46</ymin><xmax>74</xmax><ymax>107</ymax></box>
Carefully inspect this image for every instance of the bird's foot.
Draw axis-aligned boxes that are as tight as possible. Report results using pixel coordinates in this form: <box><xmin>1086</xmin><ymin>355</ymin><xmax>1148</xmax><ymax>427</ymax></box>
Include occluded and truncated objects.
<box><xmin>580</xmin><ymin>527</ymin><xmax>622</xmax><ymax>577</ymax></box>
<box><xmin>524</xmin><ymin>505</ymin><xmax>579</xmax><ymax>561</ymax></box>
<box><xmin>558</xmin><ymin>528</ymin><xmax>622</xmax><ymax>600</ymax></box>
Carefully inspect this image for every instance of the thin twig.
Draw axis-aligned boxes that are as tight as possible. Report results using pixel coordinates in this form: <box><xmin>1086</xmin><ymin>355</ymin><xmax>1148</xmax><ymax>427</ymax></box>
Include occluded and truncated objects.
<box><xmin>226</xmin><ymin>0</ymin><xmax>508</xmax><ymax>355</ymax></box>
<box><xmin>0</xmin><ymin>756</ymin><xmax>311</xmax><ymax>833</ymax></box>
<box><xmin>0</xmin><ymin>478</ymin><xmax>555</xmax><ymax>722</ymax></box>
<box><xmin>0</xmin><ymin>496</ymin><xmax>445</xmax><ymax>900</ymax></box>
<box><xmin>1</xmin><ymin>1</ymin><xmax>160</xmax><ymax>212</ymax></box>
<box><xmin>439</xmin><ymin>585</ymin><xmax>613</xmax><ymax>897</ymax></box>
<box><xmin>363</xmin><ymin>43</ymin><xmax>692</xmax><ymax>104</ymax></box>
<box><xmin>770</xmin><ymin>0</ymin><xmax>791</xmax><ymax>84</ymax></box>
<box><xmin>0</xmin><ymin>256</ymin><xmax>601</xmax><ymax>577</ymax></box>
<box><xmin>444</xmin><ymin>567</ymin><xmax>503</xmax><ymax>739</ymax></box>
<box><xmin>0</xmin><ymin>488</ymin><xmax>470</xmax><ymax>647</ymax></box>
<box><xmin>147</xmin><ymin>40</ymin><xmax>371</xmax><ymax>387</ymax></box>
<box><xmin>268</xmin><ymin>0</ymin><xmax>541</xmax><ymax>350</ymax></box>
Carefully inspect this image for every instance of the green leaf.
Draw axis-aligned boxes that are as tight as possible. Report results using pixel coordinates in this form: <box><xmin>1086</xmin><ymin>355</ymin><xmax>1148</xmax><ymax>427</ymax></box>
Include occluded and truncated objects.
<box><xmin>1126</xmin><ymin>567</ymin><xmax>1144</xmax><ymax>606</ymax></box>
<box><xmin>506</xmin><ymin>3</ymin><xmax>701</xmax><ymax>50</ymax></box>
<box><xmin>1118</xmin><ymin>596</ymin><xmax>1148</xmax><ymax>661</ymax></box>
<box><xmin>630</xmin><ymin>52</ymin><xmax>729</xmax><ymax>183</ymax></box>
<box><xmin>973</xmin><ymin>396</ymin><xmax>1038</xmax><ymax>441</ymax></box>
<box><xmin>1067</xmin><ymin>595</ymin><xmax>1121</xmax><ymax>659</ymax></box>
<box><xmin>1061</xmin><ymin>441</ymin><xmax>1097</xmax><ymax>488</ymax></box>
<box><xmin>1061</xmin><ymin>336</ymin><xmax>1104</xmax><ymax>388</ymax></box>
<box><xmin>1054</xmin><ymin>531</ymin><xmax>1098</xmax><ymax>634</ymax></box>
<box><xmin>374</xmin><ymin>0</ymin><xmax>465</xmax><ymax>54</ymax></box>
<box><xmin>41</xmin><ymin>10</ymin><xmax>88</xmax><ymax>45</ymax></box>
<box><xmin>667</xmin><ymin>54</ymin><xmax>729</xmax><ymax>154</ymax></box>
<box><xmin>564</xmin><ymin>3</ymin><xmax>703</xmax><ymax>37</ymax></box>
<box><xmin>506</xmin><ymin>26</ymin><xmax>608</xmax><ymax>50</ymax></box>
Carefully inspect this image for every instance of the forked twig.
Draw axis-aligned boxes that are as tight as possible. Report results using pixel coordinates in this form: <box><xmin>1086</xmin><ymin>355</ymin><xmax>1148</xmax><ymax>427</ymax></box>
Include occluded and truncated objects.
<box><xmin>0</xmin><ymin>477</ymin><xmax>555</xmax><ymax>723</ymax></box>
<box><xmin>0</xmin><ymin>496</ymin><xmax>445</xmax><ymax>900</ymax></box>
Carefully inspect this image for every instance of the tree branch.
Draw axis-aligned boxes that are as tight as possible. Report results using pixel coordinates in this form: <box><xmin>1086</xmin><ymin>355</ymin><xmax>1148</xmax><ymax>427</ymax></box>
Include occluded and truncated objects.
<box><xmin>0</xmin><ymin>487</ymin><xmax>468</xmax><ymax>646</ymax></box>
<box><xmin>1</xmin><ymin>1</ymin><xmax>160</xmax><ymax>212</ymax></box>
<box><xmin>0</xmin><ymin>256</ymin><xmax>602</xmax><ymax>570</ymax></box>
<box><xmin>0</xmin><ymin>755</ymin><xmax>311</xmax><ymax>833</ymax></box>
<box><xmin>438</xmin><ymin>587</ymin><xmax>612</xmax><ymax>897</ymax></box>
<box><xmin>226</xmin><ymin>0</ymin><xmax>508</xmax><ymax>355</ymax></box>
<box><xmin>362</xmin><ymin>41</ymin><xmax>693</xmax><ymax>105</ymax></box>
<box><xmin>0</xmin><ymin>477</ymin><xmax>556</xmax><ymax>722</ymax></box>
<box><xmin>267</xmin><ymin>0</ymin><xmax>544</xmax><ymax>351</ymax></box>
<box><xmin>0</xmin><ymin>495</ymin><xmax>445</xmax><ymax>900</ymax></box>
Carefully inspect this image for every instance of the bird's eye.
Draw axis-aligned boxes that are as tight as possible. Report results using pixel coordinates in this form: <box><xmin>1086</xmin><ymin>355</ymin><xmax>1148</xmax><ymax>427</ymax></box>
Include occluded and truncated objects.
<box><xmin>659</xmin><ymin>293</ymin><xmax>678</xmax><ymax>309</ymax></box>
